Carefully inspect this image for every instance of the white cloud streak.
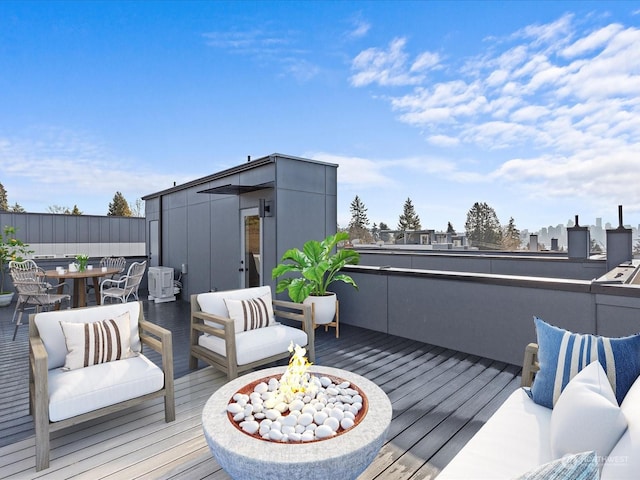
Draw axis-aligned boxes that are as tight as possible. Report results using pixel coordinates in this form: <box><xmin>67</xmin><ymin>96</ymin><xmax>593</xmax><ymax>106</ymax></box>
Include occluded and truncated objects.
<box><xmin>349</xmin><ymin>13</ymin><xmax>640</xmax><ymax>209</ymax></box>
<box><xmin>0</xmin><ymin>127</ymin><xmax>192</xmax><ymax>214</ymax></box>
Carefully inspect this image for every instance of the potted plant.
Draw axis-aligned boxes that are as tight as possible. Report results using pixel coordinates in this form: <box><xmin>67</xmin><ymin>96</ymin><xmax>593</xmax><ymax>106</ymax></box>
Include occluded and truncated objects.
<box><xmin>272</xmin><ymin>232</ymin><xmax>360</xmax><ymax>326</ymax></box>
<box><xmin>0</xmin><ymin>225</ymin><xmax>34</xmax><ymax>307</ymax></box>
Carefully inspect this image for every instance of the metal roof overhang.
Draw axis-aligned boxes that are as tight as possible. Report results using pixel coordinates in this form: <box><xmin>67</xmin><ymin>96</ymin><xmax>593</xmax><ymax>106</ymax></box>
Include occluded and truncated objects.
<box><xmin>197</xmin><ymin>181</ymin><xmax>274</xmax><ymax>195</ymax></box>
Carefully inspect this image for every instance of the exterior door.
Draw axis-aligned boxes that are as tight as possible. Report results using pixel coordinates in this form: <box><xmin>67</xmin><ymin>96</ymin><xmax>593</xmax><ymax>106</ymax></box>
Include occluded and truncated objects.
<box><xmin>240</xmin><ymin>208</ymin><xmax>261</xmax><ymax>288</ymax></box>
<box><xmin>149</xmin><ymin>220</ymin><xmax>159</xmax><ymax>267</ymax></box>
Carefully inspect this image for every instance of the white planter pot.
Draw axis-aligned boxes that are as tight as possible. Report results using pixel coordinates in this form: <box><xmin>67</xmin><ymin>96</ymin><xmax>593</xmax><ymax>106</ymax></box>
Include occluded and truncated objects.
<box><xmin>304</xmin><ymin>293</ymin><xmax>337</xmax><ymax>325</ymax></box>
<box><xmin>0</xmin><ymin>292</ymin><xmax>14</xmax><ymax>307</ymax></box>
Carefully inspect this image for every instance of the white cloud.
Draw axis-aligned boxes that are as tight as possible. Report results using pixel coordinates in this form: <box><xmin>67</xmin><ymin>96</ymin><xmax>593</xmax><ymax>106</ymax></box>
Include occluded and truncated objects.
<box><xmin>427</xmin><ymin>134</ymin><xmax>460</xmax><ymax>147</ymax></box>
<box><xmin>561</xmin><ymin>23</ymin><xmax>624</xmax><ymax>57</ymax></box>
<box><xmin>0</xmin><ymin>128</ymin><xmax>193</xmax><ymax>214</ymax></box>
<box><xmin>350</xmin><ymin>37</ymin><xmax>440</xmax><ymax>87</ymax></box>
<box><xmin>308</xmin><ymin>152</ymin><xmax>396</xmax><ymax>189</ymax></box>
<box><xmin>348</xmin><ymin>12</ymin><xmax>640</xmax><ymax>216</ymax></box>
<box><xmin>348</xmin><ymin>17</ymin><xmax>371</xmax><ymax>39</ymax></box>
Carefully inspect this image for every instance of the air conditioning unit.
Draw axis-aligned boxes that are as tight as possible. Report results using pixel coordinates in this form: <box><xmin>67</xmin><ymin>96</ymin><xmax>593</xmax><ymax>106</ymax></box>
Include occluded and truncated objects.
<box><xmin>148</xmin><ymin>266</ymin><xmax>176</xmax><ymax>303</ymax></box>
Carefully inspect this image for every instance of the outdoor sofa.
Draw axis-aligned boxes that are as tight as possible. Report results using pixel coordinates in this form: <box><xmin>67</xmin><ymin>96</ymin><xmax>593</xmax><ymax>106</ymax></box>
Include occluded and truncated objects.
<box><xmin>438</xmin><ymin>317</ymin><xmax>640</xmax><ymax>479</ymax></box>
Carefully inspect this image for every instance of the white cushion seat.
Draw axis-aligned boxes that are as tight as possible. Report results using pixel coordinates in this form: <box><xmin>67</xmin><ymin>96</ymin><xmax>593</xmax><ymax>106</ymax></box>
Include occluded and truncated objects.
<box><xmin>48</xmin><ymin>355</ymin><xmax>164</xmax><ymax>422</ymax></box>
<box><xmin>198</xmin><ymin>323</ymin><xmax>308</xmax><ymax>366</ymax></box>
<box><xmin>437</xmin><ymin>388</ymin><xmax>553</xmax><ymax>479</ymax></box>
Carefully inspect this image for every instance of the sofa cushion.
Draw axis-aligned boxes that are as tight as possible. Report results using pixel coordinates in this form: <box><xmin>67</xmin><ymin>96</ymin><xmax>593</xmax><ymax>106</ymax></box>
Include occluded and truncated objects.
<box><xmin>531</xmin><ymin>317</ymin><xmax>640</xmax><ymax>408</ymax></box>
<box><xmin>550</xmin><ymin>361</ymin><xmax>627</xmax><ymax>460</ymax></box>
<box><xmin>48</xmin><ymin>355</ymin><xmax>164</xmax><ymax>422</ymax></box>
<box><xmin>600</xmin><ymin>375</ymin><xmax>640</xmax><ymax>479</ymax></box>
<box><xmin>34</xmin><ymin>302</ymin><xmax>142</xmax><ymax>370</ymax></box>
<box><xmin>198</xmin><ymin>324</ymin><xmax>308</xmax><ymax>366</ymax></box>
<box><xmin>515</xmin><ymin>450</ymin><xmax>598</xmax><ymax>480</ymax></box>
<box><xmin>436</xmin><ymin>388</ymin><xmax>553</xmax><ymax>479</ymax></box>
<box><xmin>60</xmin><ymin>311</ymin><xmax>135</xmax><ymax>370</ymax></box>
<box><xmin>224</xmin><ymin>292</ymin><xmax>275</xmax><ymax>332</ymax></box>
<box><xmin>197</xmin><ymin>286</ymin><xmax>273</xmax><ymax>329</ymax></box>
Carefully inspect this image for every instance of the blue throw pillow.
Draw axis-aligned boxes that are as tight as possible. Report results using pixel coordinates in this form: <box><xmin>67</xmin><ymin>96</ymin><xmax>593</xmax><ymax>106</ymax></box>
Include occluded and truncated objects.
<box><xmin>515</xmin><ymin>450</ymin><xmax>598</xmax><ymax>480</ymax></box>
<box><xmin>531</xmin><ymin>317</ymin><xmax>640</xmax><ymax>408</ymax></box>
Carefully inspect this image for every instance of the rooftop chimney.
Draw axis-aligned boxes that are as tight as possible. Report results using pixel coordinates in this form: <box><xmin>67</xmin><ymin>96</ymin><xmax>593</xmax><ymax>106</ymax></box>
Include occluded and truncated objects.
<box><xmin>567</xmin><ymin>215</ymin><xmax>590</xmax><ymax>259</ymax></box>
<box><xmin>606</xmin><ymin>205</ymin><xmax>632</xmax><ymax>271</ymax></box>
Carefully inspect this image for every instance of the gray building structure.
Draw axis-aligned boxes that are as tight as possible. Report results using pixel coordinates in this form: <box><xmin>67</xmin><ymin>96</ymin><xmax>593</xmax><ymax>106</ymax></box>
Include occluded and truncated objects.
<box><xmin>142</xmin><ymin>154</ymin><xmax>338</xmax><ymax>299</ymax></box>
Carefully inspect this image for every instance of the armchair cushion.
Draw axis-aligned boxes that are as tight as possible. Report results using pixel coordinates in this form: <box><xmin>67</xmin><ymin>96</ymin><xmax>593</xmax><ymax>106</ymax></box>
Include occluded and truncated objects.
<box><xmin>34</xmin><ymin>302</ymin><xmax>142</xmax><ymax>370</ymax></box>
<box><xmin>59</xmin><ymin>311</ymin><xmax>135</xmax><ymax>370</ymax></box>
<box><xmin>198</xmin><ymin>324</ymin><xmax>308</xmax><ymax>366</ymax></box>
<box><xmin>48</xmin><ymin>355</ymin><xmax>164</xmax><ymax>422</ymax></box>
<box><xmin>224</xmin><ymin>292</ymin><xmax>275</xmax><ymax>332</ymax></box>
<box><xmin>197</xmin><ymin>286</ymin><xmax>272</xmax><ymax>329</ymax></box>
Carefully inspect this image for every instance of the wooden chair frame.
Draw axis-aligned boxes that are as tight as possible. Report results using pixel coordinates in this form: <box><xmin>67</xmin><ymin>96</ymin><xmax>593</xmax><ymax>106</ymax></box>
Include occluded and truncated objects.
<box><xmin>29</xmin><ymin>303</ymin><xmax>175</xmax><ymax>471</ymax></box>
<box><xmin>189</xmin><ymin>294</ymin><xmax>314</xmax><ymax>380</ymax></box>
<box><xmin>521</xmin><ymin>342</ymin><xmax>540</xmax><ymax>388</ymax></box>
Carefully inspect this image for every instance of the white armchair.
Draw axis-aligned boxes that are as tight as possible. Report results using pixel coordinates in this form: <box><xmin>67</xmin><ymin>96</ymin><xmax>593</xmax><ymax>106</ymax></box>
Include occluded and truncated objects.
<box><xmin>29</xmin><ymin>301</ymin><xmax>175</xmax><ymax>471</ymax></box>
<box><xmin>189</xmin><ymin>286</ymin><xmax>314</xmax><ymax>380</ymax></box>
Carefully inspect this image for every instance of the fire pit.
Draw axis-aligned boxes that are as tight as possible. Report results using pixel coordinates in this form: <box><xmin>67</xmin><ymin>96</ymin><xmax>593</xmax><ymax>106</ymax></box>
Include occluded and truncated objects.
<box><xmin>202</xmin><ymin>365</ymin><xmax>392</xmax><ymax>479</ymax></box>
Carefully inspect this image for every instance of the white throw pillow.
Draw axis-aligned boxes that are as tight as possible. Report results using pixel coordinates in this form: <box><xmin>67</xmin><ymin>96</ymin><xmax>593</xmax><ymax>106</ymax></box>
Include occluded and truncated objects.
<box><xmin>60</xmin><ymin>311</ymin><xmax>134</xmax><ymax>370</ymax></box>
<box><xmin>224</xmin><ymin>293</ymin><xmax>275</xmax><ymax>332</ymax></box>
<box><xmin>550</xmin><ymin>361</ymin><xmax>627</xmax><ymax>459</ymax></box>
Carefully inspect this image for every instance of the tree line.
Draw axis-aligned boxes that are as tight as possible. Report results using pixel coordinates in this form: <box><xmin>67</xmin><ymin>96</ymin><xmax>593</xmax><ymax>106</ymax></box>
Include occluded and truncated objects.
<box><xmin>346</xmin><ymin>195</ymin><xmax>522</xmax><ymax>250</ymax></box>
<box><xmin>0</xmin><ymin>182</ymin><xmax>144</xmax><ymax>217</ymax></box>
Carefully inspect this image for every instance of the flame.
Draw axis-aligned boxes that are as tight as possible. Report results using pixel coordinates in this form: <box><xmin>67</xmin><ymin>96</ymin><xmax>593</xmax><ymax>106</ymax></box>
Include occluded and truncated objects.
<box><xmin>278</xmin><ymin>342</ymin><xmax>315</xmax><ymax>403</ymax></box>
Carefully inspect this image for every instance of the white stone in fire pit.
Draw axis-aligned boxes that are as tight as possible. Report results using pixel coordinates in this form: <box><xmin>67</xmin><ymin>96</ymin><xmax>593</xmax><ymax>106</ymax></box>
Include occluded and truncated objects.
<box><xmin>202</xmin><ymin>365</ymin><xmax>392</xmax><ymax>480</ymax></box>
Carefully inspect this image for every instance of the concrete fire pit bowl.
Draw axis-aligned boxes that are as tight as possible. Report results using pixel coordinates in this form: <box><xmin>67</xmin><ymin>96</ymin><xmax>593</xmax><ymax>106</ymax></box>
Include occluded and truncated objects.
<box><xmin>202</xmin><ymin>365</ymin><xmax>392</xmax><ymax>480</ymax></box>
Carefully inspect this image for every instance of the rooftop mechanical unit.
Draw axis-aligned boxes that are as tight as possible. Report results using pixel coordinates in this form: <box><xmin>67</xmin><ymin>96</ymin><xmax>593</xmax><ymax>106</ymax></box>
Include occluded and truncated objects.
<box><xmin>148</xmin><ymin>266</ymin><xmax>176</xmax><ymax>303</ymax></box>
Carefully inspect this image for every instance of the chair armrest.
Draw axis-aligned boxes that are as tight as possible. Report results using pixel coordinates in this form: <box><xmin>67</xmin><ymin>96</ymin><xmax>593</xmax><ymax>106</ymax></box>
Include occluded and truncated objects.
<box><xmin>30</xmin><ymin>336</ymin><xmax>49</xmax><ymax>377</ymax></box>
<box><xmin>45</xmin><ymin>281</ymin><xmax>70</xmax><ymax>294</ymax></box>
<box><xmin>191</xmin><ymin>311</ymin><xmax>233</xmax><ymax>339</ymax></box>
<box><xmin>139</xmin><ymin>319</ymin><xmax>172</xmax><ymax>356</ymax></box>
<box><xmin>29</xmin><ymin>335</ymin><xmax>49</xmax><ymax>413</ymax></box>
<box><xmin>101</xmin><ymin>277</ymin><xmax>127</xmax><ymax>288</ymax></box>
<box><xmin>273</xmin><ymin>299</ymin><xmax>313</xmax><ymax>331</ymax></box>
<box><xmin>521</xmin><ymin>342</ymin><xmax>539</xmax><ymax>388</ymax></box>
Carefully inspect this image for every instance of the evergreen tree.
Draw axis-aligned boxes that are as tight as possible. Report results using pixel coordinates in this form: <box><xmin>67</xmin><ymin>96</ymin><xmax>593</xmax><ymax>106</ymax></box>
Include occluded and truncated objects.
<box><xmin>465</xmin><ymin>202</ymin><xmax>503</xmax><ymax>250</ymax></box>
<box><xmin>108</xmin><ymin>192</ymin><xmax>132</xmax><ymax>217</ymax></box>
<box><xmin>348</xmin><ymin>195</ymin><xmax>371</xmax><ymax>242</ymax></box>
<box><xmin>10</xmin><ymin>203</ymin><xmax>25</xmax><ymax>213</ymax></box>
<box><xmin>502</xmin><ymin>217</ymin><xmax>521</xmax><ymax>250</ymax></box>
<box><xmin>446</xmin><ymin>222</ymin><xmax>456</xmax><ymax>234</ymax></box>
<box><xmin>0</xmin><ymin>183</ymin><xmax>7</xmax><ymax>211</ymax></box>
<box><xmin>348</xmin><ymin>195</ymin><xmax>369</xmax><ymax>230</ymax></box>
<box><xmin>398</xmin><ymin>198</ymin><xmax>421</xmax><ymax>230</ymax></box>
<box><xmin>71</xmin><ymin>205</ymin><xmax>83</xmax><ymax>215</ymax></box>
<box><xmin>371</xmin><ymin>222</ymin><xmax>379</xmax><ymax>241</ymax></box>
<box><xmin>379</xmin><ymin>222</ymin><xmax>390</xmax><ymax>242</ymax></box>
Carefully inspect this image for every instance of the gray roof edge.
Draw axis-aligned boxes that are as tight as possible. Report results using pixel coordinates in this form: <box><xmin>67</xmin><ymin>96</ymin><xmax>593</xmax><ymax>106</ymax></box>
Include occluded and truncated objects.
<box><xmin>142</xmin><ymin>153</ymin><xmax>338</xmax><ymax>200</ymax></box>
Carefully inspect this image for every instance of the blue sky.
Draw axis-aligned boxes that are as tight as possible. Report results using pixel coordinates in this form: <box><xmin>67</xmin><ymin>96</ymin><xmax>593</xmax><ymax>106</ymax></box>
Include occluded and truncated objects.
<box><xmin>1</xmin><ymin>1</ymin><xmax>640</xmax><ymax>233</ymax></box>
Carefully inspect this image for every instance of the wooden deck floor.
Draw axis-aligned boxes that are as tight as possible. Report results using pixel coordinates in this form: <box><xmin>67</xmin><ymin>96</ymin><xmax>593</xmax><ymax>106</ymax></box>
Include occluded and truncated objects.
<box><xmin>0</xmin><ymin>298</ymin><xmax>522</xmax><ymax>479</ymax></box>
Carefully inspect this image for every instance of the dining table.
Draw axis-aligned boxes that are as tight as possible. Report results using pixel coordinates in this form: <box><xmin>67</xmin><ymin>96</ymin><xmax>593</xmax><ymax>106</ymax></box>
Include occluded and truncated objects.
<box><xmin>42</xmin><ymin>267</ymin><xmax>122</xmax><ymax>308</ymax></box>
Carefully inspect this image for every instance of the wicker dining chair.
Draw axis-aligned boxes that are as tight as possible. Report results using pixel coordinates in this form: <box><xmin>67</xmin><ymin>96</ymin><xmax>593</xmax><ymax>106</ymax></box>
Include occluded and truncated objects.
<box><xmin>9</xmin><ymin>260</ymin><xmax>70</xmax><ymax>340</ymax></box>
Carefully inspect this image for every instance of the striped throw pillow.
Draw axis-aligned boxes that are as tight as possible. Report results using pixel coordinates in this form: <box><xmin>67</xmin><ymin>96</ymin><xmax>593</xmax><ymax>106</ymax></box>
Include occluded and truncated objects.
<box><xmin>516</xmin><ymin>450</ymin><xmax>598</xmax><ymax>480</ymax></box>
<box><xmin>530</xmin><ymin>317</ymin><xmax>640</xmax><ymax>408</ymax></box>
<box><xmin>224</xmin><ymin>293</ymin><xmax>275</xmax><ymax>332</ymax></box>
<box><xmin>60</xmin><ymin>312</ymin><xmax>134</xmax><ymax>370</ymax></box>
